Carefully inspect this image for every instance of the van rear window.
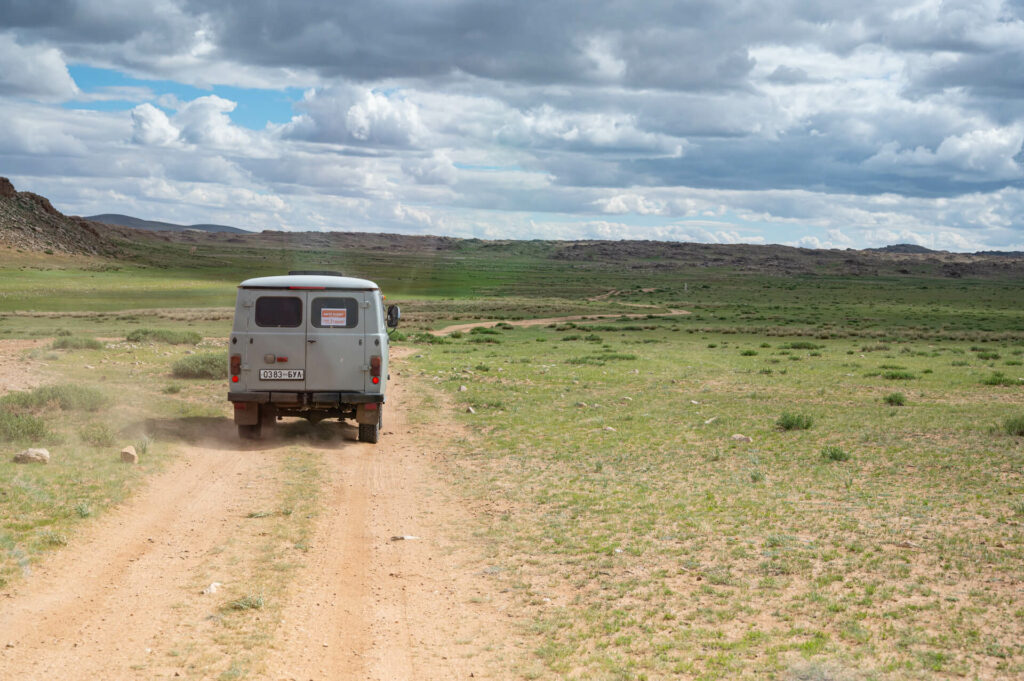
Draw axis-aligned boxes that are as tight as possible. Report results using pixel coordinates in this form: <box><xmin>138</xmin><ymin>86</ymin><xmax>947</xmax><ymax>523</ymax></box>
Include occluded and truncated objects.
<box><xmin>255</xmin><ymin>297</ymin><xmax>302</xmax><ymax>327</ymax></box>
<box><xmin>311</xmin><ymin>297</ymin><xmax>359</xmax><ymax>328</ymax></box>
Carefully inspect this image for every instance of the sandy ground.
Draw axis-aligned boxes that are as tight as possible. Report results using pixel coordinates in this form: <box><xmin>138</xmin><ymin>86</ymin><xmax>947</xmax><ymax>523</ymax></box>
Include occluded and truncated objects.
<box><xmin>0</xmin><ymin>347</ymin><xmax>514</xmax><ymax>680</ymax></box>
<box><xmin>0</xmin><ymin>338</ymin><xmax>49</xmax><ymax>394</ymax></box>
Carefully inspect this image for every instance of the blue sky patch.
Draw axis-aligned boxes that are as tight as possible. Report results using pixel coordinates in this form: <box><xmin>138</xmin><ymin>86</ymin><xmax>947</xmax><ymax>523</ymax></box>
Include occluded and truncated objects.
<box><xmin>65</xmin><ymin>65</ymin><xmax>302</xmax><ymax>129</ymax></box>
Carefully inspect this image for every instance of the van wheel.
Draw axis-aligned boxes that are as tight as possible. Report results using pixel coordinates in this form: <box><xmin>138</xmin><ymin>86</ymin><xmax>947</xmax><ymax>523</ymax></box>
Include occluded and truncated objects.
<box><xmin>238</xmin><ymin>424</ymin><xmax>261</xmax><ymax>440</ymax></box>
<box><xmin>358</xmin><ymin>408</ymin><xmax>382</xmax><ymax>444</ymax></box>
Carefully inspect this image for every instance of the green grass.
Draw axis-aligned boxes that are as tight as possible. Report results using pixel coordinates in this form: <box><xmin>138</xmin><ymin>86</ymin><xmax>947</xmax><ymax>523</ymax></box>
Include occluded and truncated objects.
<box><xmin>50</xmin><ymin>336</ymin><xmax>104</xmax><ymax>350</ymax></box>
<box><xmin>3</xmin><ymin>238</ymin><xmax>1024</xmax><ymax>677</ymax></box>
<box><xmin>1004</xmin><ymin>415</ymin><xmax>1024</xmax><ymax>437</ymax></box>
<box><xmin>776</xmin><ymin>411</ymin><xmax>814</xmax><ymax>430</ymax></box>
<box><xmin>820</xmin><ymin>444</ymin><xmax>851</xmax><ymax>462</ymax></box>
<box><xmin>0</xmin><ymin>410</ymin><xmax>52</xmax><ymax>442</ymax></box>
<box><xmin>171</xmin><ymin>353</ymin><xmax>225</xmax><ymax>379</ymax></box>
<box><xmin>0</xmin><ymin>384</ymin><xmax>106</xmax><ymax>412</ymax></box>
<box><xmin>126</xmin><ymin>328</ymin><xmax>203</xmax><ymax>344</ymax></box>
<box><xmin>883</xmin><ymin>392</ymin><xmax>907</xmax><ymax>406</ymax></box>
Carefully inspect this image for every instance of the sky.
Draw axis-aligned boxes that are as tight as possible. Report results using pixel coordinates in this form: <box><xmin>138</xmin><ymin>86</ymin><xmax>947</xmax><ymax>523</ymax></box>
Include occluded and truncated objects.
<box><xmin>1</xmin><ymin>1</ymin><xmax>1023</xmax><ymax>251</ymax></box>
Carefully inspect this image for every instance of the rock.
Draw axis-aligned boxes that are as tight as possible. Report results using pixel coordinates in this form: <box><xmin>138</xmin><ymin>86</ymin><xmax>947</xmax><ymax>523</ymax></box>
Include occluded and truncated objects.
<box><xmin>458</xmin><ymin>385</ymin><xmax>467</xmax><ymax>392</ymax></box>
<box><xmin>622</xmin><ymin>396</ymin><xmax>633</xmax><ymax>402</ymax></box>
<box><xmin>704</xmin><ymin>416</ymin><xmax>718</xmax><ymax>425</ymax></box>
<box><xmin>13</xmin><ymin>448</ymin><xmax>49</xmax><ymax>464</ymax></box>
<box><xmin>390</xmin><ymin>535</ymin><xmax>419</xmax><ymax>541</ymax></box>
<box><xmin>731</xmin><ymin>434</ymin><xmax>753</xmax><ymax>443</ymax></box>
<box><xmin>603</xmin><ymin>426</ymin><xmax>617</xmax><ymax>432</ymax></box>
<box><xmin>466</xmin><ymin>406</ymin><xmax>476</xmax><ymax>414</ymax></box>
<box><xmin>120</xmin><ymin>445</ymin><xmax>138</xmax><ymax>464</ymax></box>
<box><xmin>575</xmin><ymin>402</ymin><xmax>588</xmax><ymax>407</ymax></box>
<box><xmin>201</xmin><ymin>582</ymin><xmax>222</xmax><ymax>595</ymax></box>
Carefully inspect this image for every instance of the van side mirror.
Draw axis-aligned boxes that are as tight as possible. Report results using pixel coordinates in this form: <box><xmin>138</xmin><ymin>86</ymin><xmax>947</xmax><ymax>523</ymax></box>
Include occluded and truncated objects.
<box><xmin>387</xmin><ymin>304</ymin><xmax>401</xmax><ymax>328</ymax></box>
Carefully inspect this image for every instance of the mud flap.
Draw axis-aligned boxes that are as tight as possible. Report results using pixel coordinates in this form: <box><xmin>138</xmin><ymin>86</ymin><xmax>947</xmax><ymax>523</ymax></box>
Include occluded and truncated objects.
<box><xmin>356</xmin><ymin>403</ymin><xmax>380</xmax><ymax>425</ymax></box>
<box><xmin>233</xmin><ymin>402</ymin><xmax>259</xmax><ymax>425</ymax></box>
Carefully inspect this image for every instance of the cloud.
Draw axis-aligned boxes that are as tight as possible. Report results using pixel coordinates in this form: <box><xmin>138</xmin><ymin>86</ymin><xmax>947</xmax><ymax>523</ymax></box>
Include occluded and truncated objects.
<box><xmin>131</xmin><ymin>103</ymin><xmax>179</xmax><ymax>146</ymax></box>
<box><xmin>0</xmin><ymin>33</ymin><xmax>78</xmax><ymax>99</ymax></box>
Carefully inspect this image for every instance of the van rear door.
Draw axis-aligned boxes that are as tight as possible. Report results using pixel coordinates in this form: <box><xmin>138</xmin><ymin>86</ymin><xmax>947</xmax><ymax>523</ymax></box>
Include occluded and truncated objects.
<box><xmin>305</xmin><ymin>292</ymin><xmax>367</xmax><ymax>392</ymax></box>
<box><xmin>247</xmin><ymin>291</ymin><xmax>309</xmax><ymax>391</ymax></box>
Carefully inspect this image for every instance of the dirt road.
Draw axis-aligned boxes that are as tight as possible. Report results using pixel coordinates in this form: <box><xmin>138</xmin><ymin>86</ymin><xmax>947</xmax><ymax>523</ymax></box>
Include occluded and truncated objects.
<box><xmin>0</xmin><ymin>349</ymin><xmax>512</xmax><ymax>680</ymax></box>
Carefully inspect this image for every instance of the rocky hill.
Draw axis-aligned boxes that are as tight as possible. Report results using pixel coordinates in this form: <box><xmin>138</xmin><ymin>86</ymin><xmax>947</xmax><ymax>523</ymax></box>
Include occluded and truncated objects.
<box><xmin>0</xmin><ymin>177</ymin><xmax>121</xmax><ymax>256</ymax></box>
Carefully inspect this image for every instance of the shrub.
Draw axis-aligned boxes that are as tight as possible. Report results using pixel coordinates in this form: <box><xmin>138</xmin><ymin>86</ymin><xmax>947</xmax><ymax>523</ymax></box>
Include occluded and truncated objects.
<box><xmin>975</xmin><ymin>351</ymin><xmax>1000</xmax><ymax>360</ymax></box>
<box><xmin>126</xmin><ymin>328</ymin><xmax>202</xmax><ymax>344</ymax></box>
<box><xmin>0</xmin><ymin>410</ymin><xmax>51</xmax><ymax>441</ymax></box>
<box><xmin>50</xmin><ymin>336</ymin><xmax>103</xmax><ymax>350</ymax></box>
<box><xmin>470</xmin><ymin>326</ymin><xmax>500</xmax><ymax>335</ymax></box>
<box><xmin>171</xmin><ymin>353</ymin><xmax>226</xmax><ymax>379</ymax></box>
<box><xmin>0</xmin><ymin>384</ymin><xmax>105</xmax><ymax>412</ymax></box>
<box><xmin>883</xmin><ymin>392</ymin><xmax>906</xmax><ymax>406</ymax></box>
<box><xmin>821</xmin><ymin>445</ymin><xmax>850</xmax><ymax>462</ymax></box>
<box><xmin>777</xmin><ymin>412</ymin><xmax>813</xmax><ymax>431</ymax></box>
<box><xmin>80</xmin><ymin>422</ymin><xmax>116</xmax><ymax>447</ymax></box>
<box><xmin>1004</xmin><ymin>415</ymin><xmax>1024</xmax><ymax>437</ymax></box>
<box><xmin>882</xmin><ymin>370</ymin><xmax>917</xmax><ymax>380</ymax></box>
<box><xmin>981</xmin><ymin>372</ymin><xmax>1021</xmax><ymax>387</ymax></box>
<box><xmin>226</xmin><ymin>593</ymin><xmax>265</xmax><ymax>611</ymax></box>
<box><xmin>449</xmin><ymin>331</ymin><xmax>463</xmax><ymax>339</ymax></box>
<box><xmin>740</xmin><ymin>350</ymin><xmax>758</xmax><ymax>356</ymax></box>
<box><xmin>782</xmin><ymin>341</ymin><xmax>823</xmax><ymax>350</ymax></box>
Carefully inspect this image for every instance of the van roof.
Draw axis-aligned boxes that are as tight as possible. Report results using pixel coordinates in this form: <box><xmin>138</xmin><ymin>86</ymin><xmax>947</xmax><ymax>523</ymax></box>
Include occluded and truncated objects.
<box><xmin>239</xmin><ymin>274</ymin><xmax>379</xmax><ymax>290</ymax></box>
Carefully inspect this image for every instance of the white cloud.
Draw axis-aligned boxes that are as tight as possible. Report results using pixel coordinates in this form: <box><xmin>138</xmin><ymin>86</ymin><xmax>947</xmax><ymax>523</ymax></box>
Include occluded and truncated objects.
<box><xmin>402</xmin><ymin>151</ymin><xmax>458</xmax><ymax>185</ymax></box>
<box><xmin>0</xmin><ymin>33</ymin><xmax>78</xmax><ymax>100</ymax></box>
<box><xmin>131</xmin><ymin>103</ymin><xmax>179</xmax><ymax>146</ymax></box>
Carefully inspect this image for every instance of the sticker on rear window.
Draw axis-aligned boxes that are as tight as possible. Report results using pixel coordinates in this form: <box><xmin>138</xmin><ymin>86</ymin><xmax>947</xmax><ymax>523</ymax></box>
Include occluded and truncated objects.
<box><xmin>320</xmin><ymin>308</ymin><xmax>348</xmax><ymax>327</ymax></box>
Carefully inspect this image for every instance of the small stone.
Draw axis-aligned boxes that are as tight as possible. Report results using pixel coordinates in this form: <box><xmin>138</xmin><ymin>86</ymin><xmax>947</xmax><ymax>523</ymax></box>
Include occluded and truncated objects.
<box><xmin>458</xmin><ymin>385</ymin><xmax>468</xmax><ymax>392</ymax></box>
<box><xmin>704</xmin><ymin>417</ymin><xmax>718</xmax><ymax>425</ymax></box>
<box><xmin>466</xmin><ymin>406</ymin><xmax>476</xmax><ymax>414</ymax></box>
<box><xmin>201</xmin><ymin>582</ymin><xmax>222</xmax><ymax>595</ymax></box>
<box><xmin>690</xmin><ymin>400</ymin><xmax>701</xmax><ymax>405</ymax></box>
<box><xmin>121</xmin><ymin>445</ymin><xmax>138</xmax><ymax>464</ymax></box>
<box><xmin>603</xmin><ymin>426</ymin><xmax>617</xmax><ymax>432</ymax></box>
<box><xmin>731</xmin><ymin>434</ymin><xmax>753</xmax><ymax>443</ymax></box>
<box><xmin>621</xmin><ymin>396</ymin><xmax>633</xmax><ymax>402</ymax></box>
<box><xmin>13</xmin><ymin>448</ymin><xmax>49</xmax><ymax>464</ymax></box>
<box><xmin>575</xmin><ymin>402</ymin><xmax>588</xmax><ymax>407</ymax></box>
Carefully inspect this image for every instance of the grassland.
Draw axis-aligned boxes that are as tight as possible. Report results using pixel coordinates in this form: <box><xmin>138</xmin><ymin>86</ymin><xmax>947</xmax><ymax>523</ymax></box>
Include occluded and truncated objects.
<box><xmin>1</xmin><ymin>239</ymin><xmax>1022</xmax><ymax>679</ymax></box>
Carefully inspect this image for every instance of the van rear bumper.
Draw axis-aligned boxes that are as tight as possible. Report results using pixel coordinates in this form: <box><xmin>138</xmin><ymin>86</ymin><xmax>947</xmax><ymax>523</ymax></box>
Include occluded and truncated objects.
<box><xmin>228</xmin><ymin>392</ymin><xmax>384</xmax><ymax>404</ymax></box>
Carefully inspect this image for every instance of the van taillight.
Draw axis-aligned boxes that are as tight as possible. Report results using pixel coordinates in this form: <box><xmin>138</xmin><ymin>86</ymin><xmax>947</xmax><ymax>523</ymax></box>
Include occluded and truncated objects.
<box><xmin>370</xmin><ymin>355</ymin><xmax>381</xmax><ymax>383</ymax></box>
<box><xmin>230</xmin><ymin>354</ymin><xmax>241</xmax><ymax>376</ymax></box>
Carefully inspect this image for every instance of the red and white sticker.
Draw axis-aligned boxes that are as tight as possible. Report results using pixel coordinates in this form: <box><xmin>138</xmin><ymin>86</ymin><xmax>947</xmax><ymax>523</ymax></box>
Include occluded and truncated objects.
<box><xmin>320</xmin><ymin>308</ymin><xmax>347</xmax><ymax>326</ymax></box>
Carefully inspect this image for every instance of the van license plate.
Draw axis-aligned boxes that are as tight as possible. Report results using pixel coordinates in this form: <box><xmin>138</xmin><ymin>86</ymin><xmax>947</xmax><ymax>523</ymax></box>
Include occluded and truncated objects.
<box><xmin>259</xmin><ymin>369</ymin><xmax>304</xmax><ymax>380</ymax></box>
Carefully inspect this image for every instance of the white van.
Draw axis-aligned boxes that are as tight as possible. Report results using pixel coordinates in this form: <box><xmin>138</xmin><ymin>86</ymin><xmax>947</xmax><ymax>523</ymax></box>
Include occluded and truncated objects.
<box><xmin>227</xmin><ymin>271</ymin><xmax>400</xmax><ymax>442</ymax></box>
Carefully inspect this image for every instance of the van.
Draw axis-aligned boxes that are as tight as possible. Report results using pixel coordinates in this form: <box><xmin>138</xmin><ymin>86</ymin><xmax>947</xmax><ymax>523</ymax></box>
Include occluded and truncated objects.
<box><xmin>227</xmin><ymin>271</ymin><xmax>400</xmax><ymax>443</ymax></box>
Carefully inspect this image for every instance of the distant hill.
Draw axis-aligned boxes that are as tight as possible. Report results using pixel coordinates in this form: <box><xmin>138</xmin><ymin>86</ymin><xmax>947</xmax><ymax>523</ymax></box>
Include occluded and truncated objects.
<box><xmin>0</xmin><ymin>177</ymin><xmax>120</xmax><ymax>256</ymax></box>
<box><xmin>865</xmin><ymin>244</ymin><xmax>939</xmax><ymax>254</ymax></box>
<box><xmin>87</xmin><ymin>213</ymin><xmax>251</xmax><ymax>234</ymax></box>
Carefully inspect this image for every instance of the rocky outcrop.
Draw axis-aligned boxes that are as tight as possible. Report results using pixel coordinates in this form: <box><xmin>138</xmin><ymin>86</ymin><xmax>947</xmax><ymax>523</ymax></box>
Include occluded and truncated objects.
<box><xmin>0</xmin><ymin>177</ymin><xmax>120</xmax><ymax>256</ymax></box>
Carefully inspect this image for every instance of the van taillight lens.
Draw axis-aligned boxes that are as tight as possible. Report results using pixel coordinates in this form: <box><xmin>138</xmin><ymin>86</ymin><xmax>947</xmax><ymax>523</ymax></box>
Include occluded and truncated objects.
<box><xmin>230</xmin><ymin>354</ymin><xmax>241</xmax><ymax>376</ymax></box>
<box><xmin>370</xmin><ymin>356</ymin><xmax>381</xmax><ymax>378</ymax></box>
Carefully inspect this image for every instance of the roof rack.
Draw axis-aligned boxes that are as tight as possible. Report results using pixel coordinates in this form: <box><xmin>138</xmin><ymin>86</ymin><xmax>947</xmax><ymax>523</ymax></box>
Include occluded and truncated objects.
<box><xmin>287</xmin><ymin>270</ymin><xmax>344</xmax><ymax>276</ymax></box>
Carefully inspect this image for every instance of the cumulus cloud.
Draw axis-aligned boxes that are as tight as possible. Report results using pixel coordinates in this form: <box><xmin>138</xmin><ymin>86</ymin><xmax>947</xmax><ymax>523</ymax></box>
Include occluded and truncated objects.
<box><xmin>0</xmin><ymin>33</ymin><xmax>78</xmax><ymax>99</ymax></box>
<box><xmin>131</xmin><ymin>103</ymin><xmax>179</xmax><ymax>146</ymax></box>
<box><xmin>4</xmin><ymin>1</ymin><xmax>1024</xmax><ymax>250</ymax></box>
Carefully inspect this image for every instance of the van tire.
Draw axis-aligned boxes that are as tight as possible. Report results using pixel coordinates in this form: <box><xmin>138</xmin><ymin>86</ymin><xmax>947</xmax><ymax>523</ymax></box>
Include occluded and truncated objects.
<box><xmin>358</xmin><ymin>408</ymin><xmax>382</xmax><ymax>444</ymax></box>
<box><xmin>238</xmin><ymin>424</ymin><xmax>261</xmax><ymax>440</ymax></box>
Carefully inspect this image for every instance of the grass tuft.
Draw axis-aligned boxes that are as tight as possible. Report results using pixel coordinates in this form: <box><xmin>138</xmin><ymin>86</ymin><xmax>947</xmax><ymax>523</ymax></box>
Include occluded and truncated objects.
<box><xmin>50</xmin><ymin>336</ymin><xmax>104</xmax><ymax>350</ymax></box>
<box><xmin>226</xmin><ymin>593</ymin><xmax>265</xmax><ymax>611</ymax></box>
<box><xmin>1003</xmin><ymin>415</ymin><xmax>1024</xmax><ymax>437</ymax></box>
<box><xmin>126</xmin><ymin>328</ymin><xmax>202</xmax><ymax>344</ymax></box>
<box><xmin>171</xmin><ymin>353</ymin><xmax>225</xmax><ymax>379</ymax></box>
<box><xmin>79</xmin><ymin>422</ymin><xmax>117</xmax><ymax>447</ymax></box>
<box><xmin>0</xmin><ymin>410</ymin><xmax>52</xmax><ymax>441</ymax></box>
<box><xmin>883</xmin><ymin>392</ymin><xmax>906</xmax><ymax>406</ymax></box>
<box><xmin>777</xmin><ymin>412</ymin><xmax>814</xmax><ymax>431</ymax></box>
<box><xmin>981</xmin><ymin>372</ymin><xmax>1021</xmax><ymax>386</ymax></box>
<box><xmin>0</xmin><ymin>384</ymin><xmax>106</xmax><ymax>412</ymax></box>
<box><xmin>882</xmin><ymin>370</ymin><xmax>916</xmax><ymax>380</ymax></box>
<box><xmin>821</xmin><ymin>445</ymin><xmax>850</xmax><ymax>462</ymax></box>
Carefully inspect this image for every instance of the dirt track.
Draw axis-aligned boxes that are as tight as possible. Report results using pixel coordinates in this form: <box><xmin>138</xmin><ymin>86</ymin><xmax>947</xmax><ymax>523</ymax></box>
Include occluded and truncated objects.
<box><xmin>0</xmin><ymin>348</ymin><xmax>512</xmax><ymax>680</ymax></box>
